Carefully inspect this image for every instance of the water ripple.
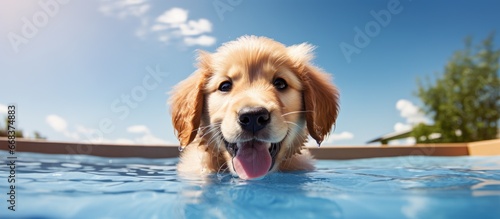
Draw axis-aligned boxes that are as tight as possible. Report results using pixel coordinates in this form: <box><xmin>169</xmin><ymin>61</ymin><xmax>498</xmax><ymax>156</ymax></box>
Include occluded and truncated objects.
<box><xmin>0</xmin><ymin>153</ymin><xmax>499</xmax><ymax>218</ymax></box>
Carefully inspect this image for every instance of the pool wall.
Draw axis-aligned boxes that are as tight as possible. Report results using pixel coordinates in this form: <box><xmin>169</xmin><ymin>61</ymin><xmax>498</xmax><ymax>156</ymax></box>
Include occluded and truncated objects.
<box><xmin>1</xmin><ymin>138</ymin><xmax>499</xmax><ymax>159</ymax></box>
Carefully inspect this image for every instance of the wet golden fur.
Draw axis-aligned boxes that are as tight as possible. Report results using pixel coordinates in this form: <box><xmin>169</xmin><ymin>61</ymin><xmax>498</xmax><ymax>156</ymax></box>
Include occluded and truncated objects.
<box><xmin>170</xmin><ymin>36</ymin><xmax>339</xmax><ymax>177</ymax></box>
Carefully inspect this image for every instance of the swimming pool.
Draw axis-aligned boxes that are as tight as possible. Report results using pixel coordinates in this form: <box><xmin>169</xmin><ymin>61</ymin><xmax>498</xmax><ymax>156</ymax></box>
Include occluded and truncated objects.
<box><xmin>1</xmin><ymin>152</ymin><xmax>499</xmax><ymax>219</ymax></box>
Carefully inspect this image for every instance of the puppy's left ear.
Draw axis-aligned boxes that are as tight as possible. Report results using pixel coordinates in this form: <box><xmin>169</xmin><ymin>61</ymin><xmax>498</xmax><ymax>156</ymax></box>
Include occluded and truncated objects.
<box><xmin>169</xmin><ymin>51</ymin><xmax>211</xmax><ymax>147</ymax></box>
<box><xmin>288</xmin><ymin>43</ymin><xmax>340</xmax><ymax>145</ymax></box>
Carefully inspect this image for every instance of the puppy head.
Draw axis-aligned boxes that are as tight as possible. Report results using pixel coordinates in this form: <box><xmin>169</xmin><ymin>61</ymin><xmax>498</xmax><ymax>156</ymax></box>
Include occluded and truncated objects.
<box><xmin>170</xmin><ymin>36</ymin><xmax>339</xmax><ymax>179</ymax></box>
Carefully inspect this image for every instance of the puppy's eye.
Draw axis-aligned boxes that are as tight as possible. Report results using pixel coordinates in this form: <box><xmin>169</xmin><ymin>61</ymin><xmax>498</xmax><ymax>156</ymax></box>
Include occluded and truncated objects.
<box><xmin>218</xmin><ymin>81</ymin><xmax>232</xmax><ymax>92</ymax></box>
<box><xmin>273</xmin><ymin>78</ymin><xmax>288</xmax><ymax>90</ymax></box>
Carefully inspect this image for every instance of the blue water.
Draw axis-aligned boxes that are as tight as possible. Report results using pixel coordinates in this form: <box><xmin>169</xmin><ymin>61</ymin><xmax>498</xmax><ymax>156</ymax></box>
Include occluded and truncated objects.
<box><xmin>1</xmin><ymin>152</ymin><xmax>500</xmax><ymax>219</ymax></box>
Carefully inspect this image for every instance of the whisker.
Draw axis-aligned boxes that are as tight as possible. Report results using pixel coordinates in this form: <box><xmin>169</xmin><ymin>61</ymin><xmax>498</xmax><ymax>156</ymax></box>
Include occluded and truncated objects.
<box><xmin>194</xmin><ymin>122</ymin><xmax>222</xmax><ymax>135</ymax></box>
<box><xmin>281</xmin><ymin>110</ymin><xmax>314</xmax><ymax>117</ymax></box>
<box><xmin>287</xmin><ymin>128</ymin><xmax>298</xmax><ymax>161</ymax></box>
<box><xmin>212</xmin><ymin>133</ymin><xmax>225</xmax><ymax>160</ymax></box>
<box><xmin>206</xmin><ymin>130</ymin><xmax>222</xmax><ymax>147</ymax></box>
<box><xmin>216</xmin><ymin>163</ymin><xmax>230</xmax><ymax>182</ymax></box>
<box><xmin>202</xmin><ymin>123</ymin><xmax>224</xmax><ymax>158</ymax></box>
<box><xmin>285</xmin><ymin>125</ymin><xmax>306</xmax><ymax>166</ymax></box>
<box><xmin>217</xmin><ymin>163</ymin><xmax>228</xmax><ymax>175</ymax></box>
<box><xmin>284</xmin><ymin>121</ymin><xmax>300</xmax><ymax>129</ymax></box>
<box><xmin>199</xmin><ymin>127</ymin><xmax>217</xmax><ymax>140</ymax></box>
<box><xmin>198</xmin><ymin>123</ymin><xmax>221</xmax><ymax>140</ymax></box>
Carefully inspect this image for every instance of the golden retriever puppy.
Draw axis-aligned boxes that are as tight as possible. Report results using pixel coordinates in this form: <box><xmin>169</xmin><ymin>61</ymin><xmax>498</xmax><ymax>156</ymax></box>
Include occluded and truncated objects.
<box><xmin>170</xmin><ymin>36</ymin><xmax>339</xmax><ymax>180</ymax></box>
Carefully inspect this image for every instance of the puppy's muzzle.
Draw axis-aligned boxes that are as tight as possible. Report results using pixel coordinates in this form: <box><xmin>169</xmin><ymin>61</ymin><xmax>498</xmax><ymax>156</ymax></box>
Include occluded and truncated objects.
<box><xmin>237</xmin><ymin>107</ymin><xmax>270</xmax><ymax>133</ymax></box>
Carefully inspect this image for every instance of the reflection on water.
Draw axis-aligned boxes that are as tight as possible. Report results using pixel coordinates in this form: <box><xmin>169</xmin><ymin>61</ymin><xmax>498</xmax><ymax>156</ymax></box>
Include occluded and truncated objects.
<box><xmin>176</xmin><ymin>172</ymin><xmax>343</xmax><ymax>218</ymax></box>
<box><xmin>0</xmin><ymin>152</ymin><xmax>499</xmax><ymax>218</ymax></box>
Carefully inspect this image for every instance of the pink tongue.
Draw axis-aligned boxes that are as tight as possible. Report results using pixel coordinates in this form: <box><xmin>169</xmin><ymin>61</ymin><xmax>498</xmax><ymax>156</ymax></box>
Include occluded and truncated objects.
<box><xmin>233</xmin><ymin>141</ymin><xmax>272</xmax><ymax>179</ymax></box>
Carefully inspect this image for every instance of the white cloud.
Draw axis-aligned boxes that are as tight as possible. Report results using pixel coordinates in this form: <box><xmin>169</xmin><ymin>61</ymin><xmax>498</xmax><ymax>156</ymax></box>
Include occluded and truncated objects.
<box><xmin>98</xmin><ymin>0</ymin><xmax>152</xmax><ymax>40</ymax></box>
<box><xmin>127</xmin><ymin>125</ymin><xmax>150</xmax><ymax>133</ymax></box>
<box><xmin>97</xmin><ymin>1</ymin><xmax>216</xmax><ymax>47</ymax></box>
<box><xmin>44</xmin><ymin>114</ymin><xmax>171</xmax><ymax>145</ymax></box>
<box><xmin>46</xmin><ymin>115</ymin><xmax>68</xmax><ymax>132</ymax></box>
<box><xmin>388</xmin><ymin>137</ymin><xmax>416</xmax><ymax>146</ymax></box>
<box><xmin>396</xmin><ymin>99</ymin><xmax>429</xmax><ymax>125</ymax></box>
<box><xmin>46</xmin><ymin>115</ymin><xmax>82</xmax><ymax>140</ymax></box>
<box><xmin>123</xmin><ymin>0</ymin><xmax>147</xmax><ymax>5</ymax></box>
<box><xmin>64</xmin><ymin>132</ymin><xmax>81</xmax><ymax>140</ymax></box>
<box><xmin>153</xmin><ymin>9</ymin><xmax>216</xmax><ymax>46</ymax></box>
<box><xmin>158</xmin><ymin>34</ymin><xmax>170</xmax><ymax>43</ymax></box>
<box><xmin>126</xmin><ymin>125</ymin><xmax>171</xmax><ymax>145</ymax></box>
<box><xmin>135</xmin><ymin>133</ymin><xmax>169</xmax><ymax>145</ymax></box>
<box><xmin>392</xmin><ymin>99</ymin><xmax>431</xmax><ymax>133</ymax></box>
<box><xmin>388</xmin><ymin>99</ymin><xmax>431</xmax><ymax>145</ymax></box>
<box><xmin>179</xmin><ymin>19</ymin><xmax>212</xmax><ymax>36</ymax></box>
<box><xmin>75</xmin><ymin>125</ymin><xmax>92</xmax><ymax>134</ymax></box>
<box><xmin>85</xmin><ymin>137</ymin><xmax>126</xmax><ymax>145</ymax></box>
<box><xmin>428</xmin><ymin>133</ymin><xmax>442</xmax><ymax>140</ymax></box>
<box><xmin>394</xmin><ymin>122</ymin><xmax>412</xmax><ymax>132</ymax></box>
<box><xmin>98</xmin><ymin>0</ymin><xmax>150</xmax><ymax>19</ymax></box>
<box><xmin>151</xmin><ymin>24</ymin><xmax>169</xmax><ymax>31</ymax></box>
<box><xmin>156</xmin><ymin>7</ymin><xmax>188</xmax><ymax>25</ymax></box>
<box><xmin>114</xmin><ymin>138</ymin><xmax>136</xmax><ymax>144</ymax></box>
<box><xmin>306</xmin><ymin>131</ymin><xmax>354</xmax><ymax>146</ymax></box>
<box><xmin>0</xmin><ymin>104</ymin><xmax>7</xmax><ymax>115</ymax></box>
<box><xmin>134</xmin><ymin>18</ymin><xmax>150</xmax><ymax>38</ymax></box>
<box><xmin>130</xmin><ymin>4</ymin><xmax>150</xmax><ymax>17</ymax></box>
<box><xmin>184</xmin><ymin>35</ymin><xmax>217</xmax><ymax>46</ymax></box>
<box><xmin>330</xmin><ymin>131</ymin><xmax>355</xmax><ymax>141</ymax></box>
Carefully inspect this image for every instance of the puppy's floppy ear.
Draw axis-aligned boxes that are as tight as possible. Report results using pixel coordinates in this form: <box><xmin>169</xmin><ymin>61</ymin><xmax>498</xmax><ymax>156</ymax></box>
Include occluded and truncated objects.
<box><xmin>303</xmin><ymin>67</ymin><xmax>339</xmax><ymax>145</ymax></box>
<box><xmin>288</xmin><ymin>43</ymin><xmax>339</xmax><ymax>145</ymax></box>
<box><xmin>170</xmin><ymin>51</ymin><xmax>211</xmax><ymax>147</ymax></box>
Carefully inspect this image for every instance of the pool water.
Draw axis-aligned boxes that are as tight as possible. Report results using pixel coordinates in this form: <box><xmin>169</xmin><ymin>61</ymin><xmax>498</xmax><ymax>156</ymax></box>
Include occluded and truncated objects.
<box><xmin>1</xmin><ymin>152</ymin><xmax>500</xmax><ymax>219</ymax></box>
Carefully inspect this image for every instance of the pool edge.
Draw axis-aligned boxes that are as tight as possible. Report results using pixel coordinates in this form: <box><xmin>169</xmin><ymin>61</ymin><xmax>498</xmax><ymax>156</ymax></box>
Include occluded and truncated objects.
<box><xmin>1</xmin><ymin>138</ymin><xmax>499</xmax><ymax>159</ymax></box>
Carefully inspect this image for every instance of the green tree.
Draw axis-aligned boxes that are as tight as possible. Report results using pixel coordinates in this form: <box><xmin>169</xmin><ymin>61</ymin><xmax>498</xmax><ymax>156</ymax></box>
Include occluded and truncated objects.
<box><xmin>414</xmin><ymin>33</ymin><xmax>500</xmax><ymax>143</ymax></box>
<box><xmin>33</xmin><ymin>131</ymin><xmax>46</xmax><ymax>140</ymax></box>
<box><xmin>0</xmin><ymin>116</ymin><xmax>24</xmax><ymax>138</ymax></box>
<box><xmin>1</xmin><ymin>116</ymin><xmax>46</xmax><ymax>139</ymax></box>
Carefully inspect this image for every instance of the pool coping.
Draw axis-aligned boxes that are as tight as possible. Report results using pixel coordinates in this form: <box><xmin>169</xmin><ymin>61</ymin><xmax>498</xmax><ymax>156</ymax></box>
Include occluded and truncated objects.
<box><xmin>1</xmin><ymin>138</ymin><xmax>499</xmax><ymax>159</ymax></box>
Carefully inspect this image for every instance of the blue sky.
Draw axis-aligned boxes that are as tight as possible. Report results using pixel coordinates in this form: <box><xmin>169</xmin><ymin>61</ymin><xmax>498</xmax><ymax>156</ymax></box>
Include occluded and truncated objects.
<box><xmin>1</xmin><ymin>0</ymin><xmax>499</xmax><ymax>146</ymax></box>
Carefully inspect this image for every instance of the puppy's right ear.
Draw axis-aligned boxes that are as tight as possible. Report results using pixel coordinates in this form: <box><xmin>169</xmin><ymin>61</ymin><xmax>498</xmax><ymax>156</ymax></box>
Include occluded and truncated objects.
<box><xmin>169</xmin><ymin>51</ymin><xmax>211</xmax><ymax>147</ymax></box>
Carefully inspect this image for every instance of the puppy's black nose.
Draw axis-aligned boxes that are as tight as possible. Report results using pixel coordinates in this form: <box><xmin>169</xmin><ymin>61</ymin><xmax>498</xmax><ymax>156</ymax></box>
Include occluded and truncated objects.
<box><xmin>238</xmin><ymin>107</ymin><xmax>270</xmax><ymax>133</ymax></box>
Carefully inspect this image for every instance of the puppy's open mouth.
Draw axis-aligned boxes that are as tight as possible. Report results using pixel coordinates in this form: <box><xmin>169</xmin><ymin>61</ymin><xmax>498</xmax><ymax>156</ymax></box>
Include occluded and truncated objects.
<box><xmin>224</xmin><ymin>139</ymin><xmax>281</xmax><ymax>179</ymax></box>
